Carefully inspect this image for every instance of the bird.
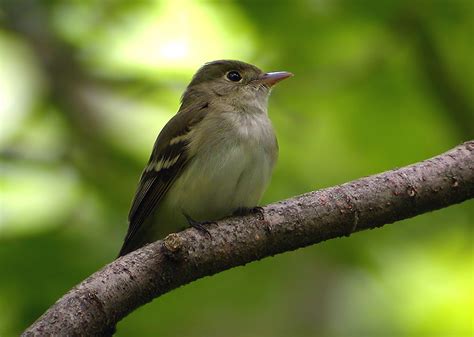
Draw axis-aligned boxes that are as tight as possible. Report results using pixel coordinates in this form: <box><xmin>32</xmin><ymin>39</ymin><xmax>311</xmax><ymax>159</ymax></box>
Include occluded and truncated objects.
<box><xmin>118</xmin><ymin>60</ymin><xmax>292</xmax><ymax>257</ymax></box>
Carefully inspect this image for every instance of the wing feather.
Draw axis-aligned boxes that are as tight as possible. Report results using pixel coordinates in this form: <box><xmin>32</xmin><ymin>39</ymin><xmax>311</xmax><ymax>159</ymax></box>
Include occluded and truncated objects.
<box><xmin>118</xmin><ymin>103</ymin><xmax>208</xmax><ymax>256</ymax></box>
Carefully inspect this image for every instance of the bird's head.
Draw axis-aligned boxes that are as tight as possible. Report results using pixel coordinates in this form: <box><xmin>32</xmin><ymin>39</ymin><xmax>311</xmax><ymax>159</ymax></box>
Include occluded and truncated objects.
<box><xmin>181</xmin><ymin>60</ymin><xmax>292</xmax><ymax>112</ymax></box>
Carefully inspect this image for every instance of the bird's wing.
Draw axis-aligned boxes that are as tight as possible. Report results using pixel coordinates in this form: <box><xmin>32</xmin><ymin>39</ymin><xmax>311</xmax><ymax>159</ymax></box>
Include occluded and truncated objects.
<box><xmin>119</xmin><ymin>103</ymin><xmax>208</xmax><ymax>256</ymax></box>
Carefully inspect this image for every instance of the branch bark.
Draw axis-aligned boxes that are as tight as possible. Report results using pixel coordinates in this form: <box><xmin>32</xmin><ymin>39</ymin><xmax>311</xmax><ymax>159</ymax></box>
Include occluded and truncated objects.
<box><xmin>23</xmin><ymin>141</ymin><xmax>474</xmax><ymax>336</ymax></box>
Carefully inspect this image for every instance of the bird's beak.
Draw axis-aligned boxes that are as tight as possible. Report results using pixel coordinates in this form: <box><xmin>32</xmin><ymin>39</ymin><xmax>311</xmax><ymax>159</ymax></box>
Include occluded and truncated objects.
<box><xmin>258</xmin><ymin>71</ymin><xmax>293</xmax><ymax>87</ymax></box>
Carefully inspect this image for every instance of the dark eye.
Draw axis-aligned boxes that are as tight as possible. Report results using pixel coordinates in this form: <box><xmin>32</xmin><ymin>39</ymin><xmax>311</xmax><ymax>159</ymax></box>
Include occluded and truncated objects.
<box><xmin>226</xmin><ymin>71</ymin><xmax>242</xmax><ymax>82</ymax></box>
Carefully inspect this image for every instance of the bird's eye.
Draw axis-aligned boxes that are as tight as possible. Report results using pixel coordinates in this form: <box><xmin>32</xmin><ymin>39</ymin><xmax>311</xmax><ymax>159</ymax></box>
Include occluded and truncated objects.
<box><xmin>226</xmin><ymin>71</ymin><xmax>242</xmax><ymax>82</ymax></box>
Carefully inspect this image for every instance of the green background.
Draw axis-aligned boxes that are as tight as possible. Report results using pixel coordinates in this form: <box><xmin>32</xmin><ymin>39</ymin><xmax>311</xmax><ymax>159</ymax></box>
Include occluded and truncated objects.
<box><xmin>0</xmin><ymin>1</ymin><xmax>473</xmax><ymax>336</ymax></box>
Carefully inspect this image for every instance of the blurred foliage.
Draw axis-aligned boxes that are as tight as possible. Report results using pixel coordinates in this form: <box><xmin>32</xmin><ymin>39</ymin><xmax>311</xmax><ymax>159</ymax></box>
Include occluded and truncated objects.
<box><xmin>0</xmin><ymin>0</ymin><xmax>473</xmax><ymax>336</ymax></box>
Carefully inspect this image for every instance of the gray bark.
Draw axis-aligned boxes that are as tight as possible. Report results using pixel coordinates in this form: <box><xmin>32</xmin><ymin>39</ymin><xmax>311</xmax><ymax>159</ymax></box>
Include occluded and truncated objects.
<box><xmin>23</xmin><ymin>141</ymin><xmax>474</xmax><ymax>336</ymax></box>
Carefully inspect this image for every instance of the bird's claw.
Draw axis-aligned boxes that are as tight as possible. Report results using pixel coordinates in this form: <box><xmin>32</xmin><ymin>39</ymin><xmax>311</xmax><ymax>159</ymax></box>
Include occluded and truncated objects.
<box><xmin>183</xmin><ymin>213</ymin><xmax>213</xmax><ymax>238</ymax></box>
<box><xmin>233</xmin><ymin>206</ymin><xmax>264</xmax><ymax>219</ymax></box>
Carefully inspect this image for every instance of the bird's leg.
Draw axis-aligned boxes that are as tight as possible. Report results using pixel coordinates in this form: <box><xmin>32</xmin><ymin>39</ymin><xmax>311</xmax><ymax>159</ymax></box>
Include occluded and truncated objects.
<box><xmin>233</xmin><ymin>206</ymin><xmax>264</xmax><ymax>217</ymax></box>
<box><xmin>183</xmin><ymin>213</ymin><xmax>213</xmax><ymax>238</ymax></box>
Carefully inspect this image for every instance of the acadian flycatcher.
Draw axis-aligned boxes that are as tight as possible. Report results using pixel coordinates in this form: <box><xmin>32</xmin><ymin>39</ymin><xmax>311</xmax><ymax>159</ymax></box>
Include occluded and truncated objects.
<box><xmin>119</xmin><ymin>60</ymin><xmax>292</xmax><ymax>256</ymax></box>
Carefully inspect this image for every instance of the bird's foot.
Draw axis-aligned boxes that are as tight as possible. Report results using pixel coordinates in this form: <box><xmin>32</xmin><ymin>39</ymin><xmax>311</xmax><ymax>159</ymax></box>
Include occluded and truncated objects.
<box><xmin>183</xmin><ymin>213</ymin><xmax>213</xmax><ymax>238</ymax></box>
<box><xmin>233</xmin><ymin>206</ymin><xmax>264</xmax><ymax>218</ymax></box>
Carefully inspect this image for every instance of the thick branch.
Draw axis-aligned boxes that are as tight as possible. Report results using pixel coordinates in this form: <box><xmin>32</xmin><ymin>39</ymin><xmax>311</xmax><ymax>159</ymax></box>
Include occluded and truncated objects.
<box><xmin>23</xmin><ymin>141</ymin><xmax>474</xmax><ymax>336</ymax></box>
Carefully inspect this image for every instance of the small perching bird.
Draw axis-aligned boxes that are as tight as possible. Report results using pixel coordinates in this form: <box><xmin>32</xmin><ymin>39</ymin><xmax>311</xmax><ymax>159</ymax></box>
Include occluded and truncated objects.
<box><xmin>118</xmin><ymin>60</ymin><xmax>292</xmax><ymax>256</ymax></box>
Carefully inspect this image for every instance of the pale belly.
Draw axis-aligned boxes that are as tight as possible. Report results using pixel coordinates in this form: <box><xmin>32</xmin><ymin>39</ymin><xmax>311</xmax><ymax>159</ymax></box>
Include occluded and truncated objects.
<box><xmin>154</xmin><ymin>135</ymin><xmax>276</xmax><ymax>236</ymax></box>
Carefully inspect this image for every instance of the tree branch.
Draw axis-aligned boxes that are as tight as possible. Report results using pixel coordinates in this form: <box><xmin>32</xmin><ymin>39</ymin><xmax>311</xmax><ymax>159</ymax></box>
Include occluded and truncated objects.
<box><xmin>22</xmin><ymin>141</ymin><xmax>474</xmax><ymax>336</ymax></box>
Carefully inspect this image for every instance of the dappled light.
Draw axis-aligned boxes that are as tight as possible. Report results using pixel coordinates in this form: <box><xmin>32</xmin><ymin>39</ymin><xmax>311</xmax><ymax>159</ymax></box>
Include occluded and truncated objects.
<box><xmin>0</xmin><ymin>1</ymin><xmax>472</xmax><ymax>336</ymax></box>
